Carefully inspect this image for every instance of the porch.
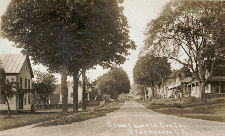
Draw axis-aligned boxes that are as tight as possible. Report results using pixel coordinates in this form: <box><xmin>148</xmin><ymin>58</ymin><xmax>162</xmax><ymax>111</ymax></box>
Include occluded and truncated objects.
<box><xmin>182</xmin><ymin>80</ymin><xmax>225</xmax><ymax>98</ymax></box>
<box><xmin>16</xmin><ymin>89</ymin><xmax>36</xmax><ymax>111</ymax></box>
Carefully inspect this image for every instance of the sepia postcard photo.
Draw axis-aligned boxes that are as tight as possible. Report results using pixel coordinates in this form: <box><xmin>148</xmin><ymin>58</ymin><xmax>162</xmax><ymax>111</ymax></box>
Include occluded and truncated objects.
<box><xmin>0</xmin><ymin>0</ymin><xmax>224</xmax><ymax>135</ymax></box>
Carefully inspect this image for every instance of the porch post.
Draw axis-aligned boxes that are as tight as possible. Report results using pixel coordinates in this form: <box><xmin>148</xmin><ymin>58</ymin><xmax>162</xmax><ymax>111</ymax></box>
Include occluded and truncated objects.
<box><xmin>87</xmin><ymin>92</ymin><xmax>90</xmax><ymax>101</ymax></box>
<box><xmin>209</xmin><ymin>84</ymin><xmax>212</xmax><ymax>93</ymax></box>
<box><xmin>187</xmin><ymin>84</ymin><xmax>189</xmax><ymax>94</ymax></box>
<box><xmin>186</xmin><ymin>84</ymin><xmax>189</xmax><ymax>94</ymax></box>
<box><xmin>144</xmin><ymin>87</ymin><xmax>147</xmax><ymax>100</ymax></box>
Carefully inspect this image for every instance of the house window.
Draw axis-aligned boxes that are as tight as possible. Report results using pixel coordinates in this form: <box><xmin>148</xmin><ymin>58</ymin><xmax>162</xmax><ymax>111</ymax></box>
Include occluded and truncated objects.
<box><xmin>24</xmin><ymin>94</ymin><xmax>27</xmax><ymax>105</ymax></box>
<box><xmin>28</xmin><ymin>94</ymin><xmax>31</xmax><ymax>105</ymax></box>
<box><xmin>71</xmin><ymin>93</ymin><xmax>73</xmax><ymax>98</ymax></box>
<box><xmin>28</xmin><ymin>79</ymin><xmax>30</xmax><ymax>89</ymax></box>
<box><xmin>20</xmin><ymin>77</ymin><xmax>23</xmax><ymax>89</ymax></box>
<box><xmin>0</xmin><ymin>95</ymin><xmax>6</xmax><ymax>104</ymax></box>
<box><xmin>24</xmin><ymin>66</ymin><xmax>27</xmax><ymax>70</ymax></box>
<box><xmin>25</xmin><ymin>78</ymin><xmax>27</xmax><ymax>89</ymax></box>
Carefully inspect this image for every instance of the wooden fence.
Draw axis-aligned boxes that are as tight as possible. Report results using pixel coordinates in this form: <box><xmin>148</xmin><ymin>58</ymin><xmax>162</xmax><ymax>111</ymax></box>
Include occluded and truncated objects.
<box><xmin>35</xmin><ymin>101</ymin><xmax>100</xmax><ymax>109</ymax></box>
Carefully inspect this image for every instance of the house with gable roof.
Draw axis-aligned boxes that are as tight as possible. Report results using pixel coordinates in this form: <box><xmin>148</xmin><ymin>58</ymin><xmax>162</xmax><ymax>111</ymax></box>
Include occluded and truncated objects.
<box><xmin>0</xmin><ymin>54</ymin><xmax>35</xmax><ymax>111</ymax></box>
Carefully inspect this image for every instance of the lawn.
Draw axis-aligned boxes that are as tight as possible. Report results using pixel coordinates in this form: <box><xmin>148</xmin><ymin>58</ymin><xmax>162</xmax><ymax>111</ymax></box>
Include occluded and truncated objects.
<box><xmin>0</xmin><ymin>101</ymin><xmax>124</xmax><ymax>131</ymax></box>
<box><xmin>138</xmin><ymin>97</ymin><xmax>225</xmax><ymax>122</ymax></box>
<box><xmin>0</xmin><ymin>111</ymin><xmax>61</xmax><ymax>131</ymax></box>
<box><xmin>35</xmin><ymin>101</ymin><xmax>124</xmax><ymax>127</ymax></box>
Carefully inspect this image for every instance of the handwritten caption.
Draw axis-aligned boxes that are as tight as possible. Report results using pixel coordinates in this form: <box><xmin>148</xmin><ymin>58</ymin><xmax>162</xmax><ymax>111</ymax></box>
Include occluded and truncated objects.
<box><xmin>106</xmin><ymin>121</ymin><xmax>188</xmax><ymax>135</ymax></box>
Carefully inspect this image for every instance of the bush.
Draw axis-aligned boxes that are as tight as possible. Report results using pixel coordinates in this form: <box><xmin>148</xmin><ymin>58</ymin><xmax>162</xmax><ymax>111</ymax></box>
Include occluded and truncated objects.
<box><xmin>173</xmin><ymin>103</ymin><xmax>183</xmax><ymax>108</ymax></box>
<box><xmin>103</xmin><ymin>94</ymin><xmax>111</xmax><ymax>103</ymax></box>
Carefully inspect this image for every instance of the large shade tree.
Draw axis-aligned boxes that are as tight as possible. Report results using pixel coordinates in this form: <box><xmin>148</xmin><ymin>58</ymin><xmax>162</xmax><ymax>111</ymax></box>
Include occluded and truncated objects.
<box><xmin>144</xmin><ymin>0</ymin><xmax>224</xmax><ymax>103</ymax></box>
<box><xmin>67</xmin><ymin>0</ymin><xmax>135</xmax><ymax>111</ymax></box>
<box><xmin>96</xmin><ymin>67</ymin><xmax>130</xmax><ymax>99</ymax></box>
<box><xmin>133</xmin><ymin>54</ymin><xmax>171</xmax><ymax>96</ymax></box>
<box><xmin>1</xmin><ymin>0</ymin><xmax>135</xmax><ymax>112</ymax></box>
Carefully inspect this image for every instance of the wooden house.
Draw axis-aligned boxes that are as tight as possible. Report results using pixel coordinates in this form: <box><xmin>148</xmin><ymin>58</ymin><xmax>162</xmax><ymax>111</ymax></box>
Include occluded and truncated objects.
<box><xmin>0</xmin><ymin>54</ymin><xmax>35</xmax><ymax>111</ymax></box>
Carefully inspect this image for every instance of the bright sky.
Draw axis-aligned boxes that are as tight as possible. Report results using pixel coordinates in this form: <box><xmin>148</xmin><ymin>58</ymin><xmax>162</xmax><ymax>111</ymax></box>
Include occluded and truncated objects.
<box><xmin>0</xmin><ymin>0</ymin><xmax>169</xmax><ymax>84</ymax></box>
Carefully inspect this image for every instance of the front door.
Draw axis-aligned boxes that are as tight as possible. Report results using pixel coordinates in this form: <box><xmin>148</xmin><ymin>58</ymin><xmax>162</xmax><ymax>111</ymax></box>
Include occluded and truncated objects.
<box><xmin>19</xmin><ymin>94</ymin><xmax>24</xmax><ymax>109</ymax></box>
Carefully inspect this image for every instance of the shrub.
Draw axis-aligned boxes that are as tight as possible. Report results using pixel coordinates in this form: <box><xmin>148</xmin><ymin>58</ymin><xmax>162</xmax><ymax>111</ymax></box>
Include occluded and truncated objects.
<box><xmin>102</xmin><ymin>94</ymin><xmax>111</xmax><ymax>103</ymax></box>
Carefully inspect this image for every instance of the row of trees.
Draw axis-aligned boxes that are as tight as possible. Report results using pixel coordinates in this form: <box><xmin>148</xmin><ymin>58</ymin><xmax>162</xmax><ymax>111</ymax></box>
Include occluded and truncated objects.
<box><xmin>94</xmin><ymin>67</ymin><xmax>130</xmax><ymax>99</ymax></box>
<box><xmin>142</xmin><ymin>0</ymin><xmax>224</xmax><ymax>103</ymax></box>
<box><xmin>1</xmin><ymin>0</ymin><xmax>135</xmax><ymax>112</ymax></box>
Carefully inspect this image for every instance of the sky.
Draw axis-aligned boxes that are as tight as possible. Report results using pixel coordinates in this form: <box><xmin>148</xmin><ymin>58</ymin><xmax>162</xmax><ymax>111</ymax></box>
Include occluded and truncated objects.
<box><xmin>0</xmin><ymin>0</ymin><xmax>169</xmax><ymax>84</ymax></box>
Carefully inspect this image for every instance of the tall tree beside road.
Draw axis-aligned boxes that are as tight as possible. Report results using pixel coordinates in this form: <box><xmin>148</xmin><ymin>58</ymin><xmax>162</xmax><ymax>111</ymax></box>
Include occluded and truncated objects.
<box><xmin>69</xmin><ymin>0</ymin><xmax>135</xmax><ymax>111</ymax></box>
<box><xmin>144</xmin><ymin>0</ymin><xmax>225</xmax><ymax>104</ymax></box>
<box><xmin>1</xmin><ymin>0</ymin><xmax>135</xmax><ymax>112</ymax></box>
<box><xmin>133</xmin><ymin>54</ymin><xmax>171</xmax><ymax>97</ymax></box>
<box><xmin>96</xmin><ymin>68</ymin><xmax>130</xmax><ymax>99</ymax></box>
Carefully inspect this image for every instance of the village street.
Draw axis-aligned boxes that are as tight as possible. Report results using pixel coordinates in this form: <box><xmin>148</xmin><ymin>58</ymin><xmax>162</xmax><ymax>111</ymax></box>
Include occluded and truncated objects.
<box><xmin>0</xmin><ymin>100</ymin><xmax>224</xmax><ymax>136</ymax></box>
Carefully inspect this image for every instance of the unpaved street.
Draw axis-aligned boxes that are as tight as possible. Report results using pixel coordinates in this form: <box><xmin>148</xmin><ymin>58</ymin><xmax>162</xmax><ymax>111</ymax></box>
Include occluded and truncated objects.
<box><xmin>0</xmin><ymin>100</ymin><xmax>225</xmax><ymax>136</ymax></box>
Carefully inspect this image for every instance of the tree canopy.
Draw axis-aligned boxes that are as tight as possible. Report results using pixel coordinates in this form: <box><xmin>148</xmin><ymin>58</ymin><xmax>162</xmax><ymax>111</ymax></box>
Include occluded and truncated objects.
<box><xmin>144</xmin><ymin>0</ymin><xmax>224</xmax><ymax>99</ymax></box>
<box><xmin>1</xmin><ymin>0</ymin><xmax>135</xmax><ymax>73</ymax></box>
<box><xmin>96</xmin><ymin>67</ymin><xmax>130</xmax><ymax>99</ymax></box>
<box><xmin>133</xmin><ymin>54</ymin><xmax>171</xmax><ymax>86</ymax></box>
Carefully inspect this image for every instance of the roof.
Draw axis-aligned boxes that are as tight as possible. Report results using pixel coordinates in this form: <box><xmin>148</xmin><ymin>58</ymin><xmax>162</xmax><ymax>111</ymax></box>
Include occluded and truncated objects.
<box><xmin>0</xmin><ymin>54</ymin><xmax>26</xmax><ymax>74</ymax></box>
<box><xmin>0</xmin><ymin>60</ymin><xmax>3</xmax><ymax>70</ymax></box>
<box><xmin>0</xmin><ymin>54</ymin><xmax>33</xmax><ymax>77</ymax></box>
<box><xmin>162</xmin><ymin>78</ymin><xmax>175</xmax><ymax>87</ymax></box>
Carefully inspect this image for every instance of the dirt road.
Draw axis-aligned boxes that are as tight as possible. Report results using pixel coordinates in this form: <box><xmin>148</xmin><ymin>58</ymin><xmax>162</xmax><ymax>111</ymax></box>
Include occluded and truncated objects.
<box><xmin>0</xmin><ymin>100</ymin><xmax>225</xmax><ymax>136</ymax></box>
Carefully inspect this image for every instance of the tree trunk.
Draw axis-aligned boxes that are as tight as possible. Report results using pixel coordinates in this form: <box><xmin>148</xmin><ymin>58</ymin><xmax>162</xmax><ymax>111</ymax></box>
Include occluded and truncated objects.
<box><xmin>5</xmin><ymin>97</ymin><xmax>10</xmax><ymax>116</ymax></box>
<box><xmin>43</xmin><ymin>101</ymin><xmax>46</xmax><ymax>109</ymax></box>
<box><xmin>152</xmin><ymin>86</ymin><xmax>155</xmax><ymax>97</ymax></box>
<box><xmin>73</xmin><ymin>71</ymin><xmax>79</xmax><ymax>113</ymax></box>
<box><xmin>61</xmin><ymin>65</ymin><xmax>68</xmax><ymax>113</ymax></box>
<box><xmin>199</xmin><ymin>83</ymin><xmax>207</xmax><ymax>106</ymax></box>
<box><xmin>144</xmin><ymin>87</ymin><xmax>147</xmax><ymax>100</ymax></box>
<box><xmin>43</xmin><ymin>92</ymin><xmax>47</xmax><ymax>109</ymax></box>
<box><xmin>82</xmin><ymin>68</ymin><xmax>86</xmax><ymax>111</ymax></box>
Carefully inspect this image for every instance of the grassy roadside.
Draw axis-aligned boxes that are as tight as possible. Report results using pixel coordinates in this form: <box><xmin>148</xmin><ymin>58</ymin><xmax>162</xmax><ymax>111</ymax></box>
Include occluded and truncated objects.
<box><xmin>137</xmin><ymin>97</ymin><xmax>225</xmax><ymax>122</ymax></box>
<box><xmin>0</xmin><ymin>101</ymin><xmax>124</xmax><ymax>131</ymax></box>
<box><xmin>0</xmin><ymin>112</ymin><xmax>62</xmax><ymax>131</ymax></box>
<box><xmin>35</xmin><ymin>101</ymin><xmax>124</xmax><ymax>127</ymax></box>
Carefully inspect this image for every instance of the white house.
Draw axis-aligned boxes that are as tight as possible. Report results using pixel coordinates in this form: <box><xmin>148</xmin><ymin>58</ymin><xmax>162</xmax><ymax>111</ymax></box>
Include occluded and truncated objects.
<box><xmin>0</xmin><ymin>54</ymin><xmax>35</xmax><ymax>111</ymax></box>
<box><xmin>49</xmin><ymin>81</ymin><xmax>85</xmax><ymax>105</ymax></box>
